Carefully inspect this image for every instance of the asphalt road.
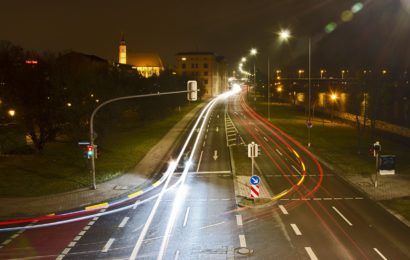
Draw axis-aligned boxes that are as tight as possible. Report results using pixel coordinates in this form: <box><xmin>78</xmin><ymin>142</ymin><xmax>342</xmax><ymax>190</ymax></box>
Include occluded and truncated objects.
<box><xmin>0</xmin><ymin>89</ymin><xmax>409</xmax><ymax>259</ymax></box>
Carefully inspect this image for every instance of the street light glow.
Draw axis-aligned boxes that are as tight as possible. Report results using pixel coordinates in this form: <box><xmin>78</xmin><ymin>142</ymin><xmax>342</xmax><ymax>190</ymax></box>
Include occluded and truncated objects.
<box><xmin>330</xmin><ymin>93</ymin><xmax>338</xmax><ymax>101</ymax></box>
<box><xmin>250</xmin><ymin>48</ymin><xmax>257</xmax><ymax>55</ymax></box>
<box><xmin>278</xmin><ymin>29</ymin><xmax>291</xmax><ymax>41</ymax></box>
<box><xmin>241</xmin><ymin>57</ymin><xmax>247</xmax><ymax>62</ymax></box>
<box><xmin>8</xmin><ymin>109</ymin><xmax>16</xmax><ymax>117</ymax></box>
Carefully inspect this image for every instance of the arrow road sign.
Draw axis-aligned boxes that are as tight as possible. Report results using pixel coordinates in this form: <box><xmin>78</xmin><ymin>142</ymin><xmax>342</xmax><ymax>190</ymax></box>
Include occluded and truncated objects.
<box><xmin>213</xmin><ymin>150</ymin><xmax>218</xmax><ymax>160</ymax></box>
<box><xmin>249</xmin><ymin>175</ymin><xmax>261</xmax><ymax>185</ymax></box>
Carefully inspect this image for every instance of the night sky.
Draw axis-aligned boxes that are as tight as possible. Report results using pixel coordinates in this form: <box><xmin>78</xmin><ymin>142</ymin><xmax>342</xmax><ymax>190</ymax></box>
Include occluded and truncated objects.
<box><xmin>1</xmin><ymin>0</ymin><xmax>409</xmax><ymax>72</ymax></box>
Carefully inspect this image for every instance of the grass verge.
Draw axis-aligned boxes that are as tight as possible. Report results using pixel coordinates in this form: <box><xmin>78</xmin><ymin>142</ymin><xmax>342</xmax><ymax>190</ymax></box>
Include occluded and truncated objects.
<box><xmin>0</xmin><ymin>103</ymin><xmax>199</xmax><ymax>197</ymax></box>
<box><xmin>252</xmin><ymin>98</ymin><xmax>410</xmax><ymax>221</ymax></box>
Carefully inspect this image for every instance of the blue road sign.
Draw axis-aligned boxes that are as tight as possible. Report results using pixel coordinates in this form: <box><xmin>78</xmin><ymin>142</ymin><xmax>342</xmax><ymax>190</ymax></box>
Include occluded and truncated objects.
<box><xmin>250</xmin><ymin>175</ymin><xmax>261</xmax><ymax>185</ymax></box>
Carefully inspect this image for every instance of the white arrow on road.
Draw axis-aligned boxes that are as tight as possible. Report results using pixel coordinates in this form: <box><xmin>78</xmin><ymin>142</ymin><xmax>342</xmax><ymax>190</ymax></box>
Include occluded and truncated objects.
<box><xmin>216</xmin><ymin>127</ymin><xmax>219</xmax><ymax>132</ymax></box>
<box><xmin>213</xmin><ymin>150</ymin><xmax>218</xmax><ymax>160</ymax></box>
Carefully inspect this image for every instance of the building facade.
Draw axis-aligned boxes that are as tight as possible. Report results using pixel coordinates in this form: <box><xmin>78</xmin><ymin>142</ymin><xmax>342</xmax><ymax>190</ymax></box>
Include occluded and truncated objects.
<box><xmin>175</xmin><ymin>52</ymin><xmax>227</xmax><ymax>97</ymax></box>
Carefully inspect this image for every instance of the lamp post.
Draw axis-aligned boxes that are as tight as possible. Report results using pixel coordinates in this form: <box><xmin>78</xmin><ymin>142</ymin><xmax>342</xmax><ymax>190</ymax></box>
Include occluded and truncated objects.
<box><xmin>250</xmin><ymin>48</ymin><xmax>257</xmax><ymax>107</ymax></box>
<box><xmin>267</xmin><ymin>30</ymin><xmax>290</xmax><ymax>121</ymax></box>
<box><xmin>308</xmin><ymin>38</ymin><xmax>311</xmax><ymax>148</ymax></box>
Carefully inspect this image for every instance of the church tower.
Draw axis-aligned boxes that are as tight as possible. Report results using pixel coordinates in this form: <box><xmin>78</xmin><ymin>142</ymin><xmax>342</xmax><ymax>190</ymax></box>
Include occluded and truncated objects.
<box><xmin>119</xmin><ymin>33</ymin><xmax>127</xmax><ymax>64</ymax></box>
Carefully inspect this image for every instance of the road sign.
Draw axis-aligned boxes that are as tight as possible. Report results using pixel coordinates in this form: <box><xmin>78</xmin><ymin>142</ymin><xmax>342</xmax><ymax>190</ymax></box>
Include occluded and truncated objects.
<box><xmin>250</xmin><ymin>185</ymin><xmax>260</xmax><ymax>198</ymax></box>
<box><xmin>379</xmin><ymin>155</ymin><xmax>396</xmax><ymax>175</ymax></box>
<box><xmin>250</xmin><ymin>175</ymin><xmax>261</xmax><ymax>185</ymax></box>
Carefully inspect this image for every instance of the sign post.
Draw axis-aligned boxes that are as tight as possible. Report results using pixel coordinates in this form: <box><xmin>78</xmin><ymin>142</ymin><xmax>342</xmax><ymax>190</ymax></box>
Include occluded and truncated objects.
<box><xmin>249</xmin><ymin>175</ymin><xmax>261</xmax><ymax>199</ymax></box>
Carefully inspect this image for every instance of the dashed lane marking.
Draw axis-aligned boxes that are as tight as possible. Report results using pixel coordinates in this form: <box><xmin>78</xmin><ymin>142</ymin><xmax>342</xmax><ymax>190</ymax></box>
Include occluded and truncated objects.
<box><xmin>239</xmin><ymin>235</ymin><xmax>247</xmax><ymax>248</ymax></box>
<box><xmin>290</xmin><ymin>224</ymin><xmax>302</xmax><ymax>236</ymax></box>
<box><xmin>101</xmin><ymin>238</ymin><xmax>115</xmax><ymax>253</ymax></box>
<box><xmin>275</xmin><ymin>149</ymin><xmax>283</xmax><ymax>156</ymax></box>
<box><xmin>305</xmin><ymin>247</ymin><xmax>319</xmax><ymax>260</ymax></box>
<box><xmin>118</xmin><ymin>217</ymin><xmax>130</xmax><ymax>228</ymax></box>
<box><xmin>373</xmin><ymin>248</ymin><xmax>388</xmax><ymax>260</ymax></box>
<box><xmin>332</xmin><ymin>206</ymin><xmax>353</xmax><ymax>226</ymax></box>
<box><xmin>236</xmin><ymin>215</ymin><xmax>243</xmax><ymax>226</ymax></box>
<box><xmin>280</xmin><ymin>197</ymin><xmax>363</xmax><ymax>201</ymax></box>
<box><xmin>183</xmin><ymin>207</ymin><xmax>190</xmax><ymax>227</ymax></box>
<box><xmin>279</xmin><ymin>205</ymin><xmax>289</xmax><ymax>215</ymax></box>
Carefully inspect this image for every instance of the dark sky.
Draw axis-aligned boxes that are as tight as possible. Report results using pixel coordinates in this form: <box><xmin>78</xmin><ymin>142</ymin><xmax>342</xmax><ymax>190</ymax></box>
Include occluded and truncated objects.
<box><xmin>1</xmin><ymin>0</ymin><xmax>409</xmax><ymax>72</ymax></box>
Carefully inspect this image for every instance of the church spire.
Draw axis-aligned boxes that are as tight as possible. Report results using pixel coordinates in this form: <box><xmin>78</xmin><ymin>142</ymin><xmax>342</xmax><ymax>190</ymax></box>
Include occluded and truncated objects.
<box><xmin>119</xmin><ymin>33</ymin><xmax>127</xmax><ymax>64</ymax></box>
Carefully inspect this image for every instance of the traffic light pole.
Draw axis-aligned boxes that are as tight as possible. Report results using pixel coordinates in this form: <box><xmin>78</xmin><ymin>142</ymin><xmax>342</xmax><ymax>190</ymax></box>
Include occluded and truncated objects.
<box><xmin>89</xmin><ymin>90</ymin><xmax>194</xmax><ymax>190</ymax></box>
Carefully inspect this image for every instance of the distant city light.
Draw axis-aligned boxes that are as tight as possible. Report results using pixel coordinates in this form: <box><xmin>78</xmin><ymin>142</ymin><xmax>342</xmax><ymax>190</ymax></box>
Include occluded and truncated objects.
<box><xmin>67</xmin><ymin>102</ymin><xmax>72</xmax><ymax>107</ymax></box>
<box><xmin>325</xmin><ymin>22</ymin><xmax>337</xmax><ymax>33</ymax></box>
<box><xmin>25</xmin><ymin>60</ymin><xmax>38</xmax><ymax>64</ymax></box>
<box><xmin>181</xmin><ymin>57</ymin><xmax>187</xmax><ymax>61</ymax></box>
<box><xmin>351</xmin><ymin>2</ymin><xmax>364</xmax><ymax>13</ymax></box>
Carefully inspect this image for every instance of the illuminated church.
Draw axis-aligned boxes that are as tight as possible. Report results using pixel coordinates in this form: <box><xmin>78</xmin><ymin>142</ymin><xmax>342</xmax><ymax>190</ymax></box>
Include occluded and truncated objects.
<box><xmin>118</xmin><ymin>35</ymin><xmax>164</xmax><ymax>78</ymax></box>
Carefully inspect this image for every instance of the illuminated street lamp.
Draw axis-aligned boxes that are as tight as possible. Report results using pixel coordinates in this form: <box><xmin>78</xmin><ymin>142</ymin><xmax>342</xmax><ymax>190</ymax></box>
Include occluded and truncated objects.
<box><xmin>320</xmin><ymin>69</ymin><xmax>326</xmax><ymax>79</ymax></box>
<box><xmin>241</xmin><ymin>57</ymin><xmax>247</xmax><ymax>62</ymax></box>
<box><xmin>298</xmin><ymin>69</ymin><xmax>305</xmax><ymax>78</ymax></box>
<box><xmin>267</xmin><ymin>30</ymin><xmax>290</xmax><ymax>121</ymax></box>
<box><xmin>330</xmin><ymin>92</ymin><xmax>338</xmax><ymax>121</ymax></box>
<box><xmin>250</xmin><ymin>48</ymin><xmax>257</xmax><ymax>107</ymax></box>
<box><xmin>8</xmin><ymin>109</ymin><xmax>15</xmax><ymax>117</ymax></box>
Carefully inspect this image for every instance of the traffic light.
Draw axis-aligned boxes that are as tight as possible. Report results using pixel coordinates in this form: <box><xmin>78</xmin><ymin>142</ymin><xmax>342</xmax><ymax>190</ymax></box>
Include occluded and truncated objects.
<box><xmin>85</xmin><ymin>145</ymin><xmax>94</xmax><ymax>159</ymax></box>
<box><xmin>187</xmin><ymin>80</ymin><xmax>197</xmax><ymax>101</ymax></box>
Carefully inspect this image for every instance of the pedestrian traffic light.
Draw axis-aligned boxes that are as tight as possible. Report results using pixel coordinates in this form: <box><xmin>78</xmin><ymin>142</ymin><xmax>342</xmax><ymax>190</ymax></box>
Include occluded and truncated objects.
<box><xmin>187</xmin><ymin>80</ymin><xmax>197</xmax><ymax>101</ymax></box>
<box><xmin>85</xmin><ymin>145</ymin><xmax>94</xmax><ymax>159</ymax></box>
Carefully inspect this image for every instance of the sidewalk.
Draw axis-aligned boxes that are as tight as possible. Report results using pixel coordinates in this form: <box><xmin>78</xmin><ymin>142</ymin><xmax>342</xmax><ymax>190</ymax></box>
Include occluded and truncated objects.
<box><xmin>0</xmin><ymin>103</ymin><xmax>204</xmax><ymax>218</ymax></box>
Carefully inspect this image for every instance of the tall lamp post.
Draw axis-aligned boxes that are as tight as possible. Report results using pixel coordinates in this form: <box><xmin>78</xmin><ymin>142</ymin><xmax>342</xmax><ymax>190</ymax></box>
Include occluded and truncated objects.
<box><xmin>250</xmin><ymin>48</ymin><xmax>257</xmax><ymax>106</ymax></box>
<box><xmin>267</xmin><ymin>29</ymin><xmax>291</xmax><ymax>121</ymax></box>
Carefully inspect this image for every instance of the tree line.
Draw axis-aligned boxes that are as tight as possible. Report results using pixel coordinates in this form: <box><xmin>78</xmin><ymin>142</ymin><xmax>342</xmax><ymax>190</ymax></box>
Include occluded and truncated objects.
<box><xmin>0</xmin><ymin>41</ymin><xmax>192</xmax><ymax>152</ymax></box>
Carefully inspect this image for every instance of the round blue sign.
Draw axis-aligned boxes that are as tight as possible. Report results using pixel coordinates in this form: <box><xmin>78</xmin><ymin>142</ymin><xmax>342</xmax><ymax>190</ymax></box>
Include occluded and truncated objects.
<box><xmin>250</xmin><ymin>175</ymin><xmax>261</xmax><ymax>185</ymax></box>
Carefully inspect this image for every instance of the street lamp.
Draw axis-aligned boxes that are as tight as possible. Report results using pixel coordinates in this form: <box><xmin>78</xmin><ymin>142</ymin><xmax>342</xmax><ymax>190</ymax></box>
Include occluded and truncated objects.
<box><xmin>298</xmin><ymin>69</ymin><xmax>305</xmax><ymax>78</ymax></box>
<box><xmin>320</xmin><ymin>69</ymin><xmax>326</xmax><ymax>79</ymax></box>
<box><xmin>8</xmin><ymin>109</ymin><xmax>15</xmax><ymax>117</ymax></box>
<box><xmin>267</xmin><ymin>30</ymin><xmax>290</xmax><ymax>121</ymax></box>
<box><xmin>250</xmin><ymin>48</ymin><xmax>257</xmax><ymax>107</ymax></box>
<box><xmin>330</xmin><ymin>92</ymin><xmax>338</xmax><ymax>121</ymax></box>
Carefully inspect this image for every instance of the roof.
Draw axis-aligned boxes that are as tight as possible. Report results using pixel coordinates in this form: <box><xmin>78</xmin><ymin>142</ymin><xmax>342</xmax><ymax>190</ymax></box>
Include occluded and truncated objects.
<box><xmin>127</xmin><ymin>53</ymin><xmax>164</xmax><ymax>68</ymax></box>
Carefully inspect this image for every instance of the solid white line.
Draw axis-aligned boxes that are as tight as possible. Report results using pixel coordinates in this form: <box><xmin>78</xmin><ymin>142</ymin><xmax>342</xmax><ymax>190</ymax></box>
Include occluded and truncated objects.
<box><xmin>290</xmin><ymin>224</ymin><xmax>302</xmax><ymax>235</ymax></box>
<box><xmin>373</xmin><ymin>248</ymin><xmax>388</xmax><ymax>260</ymax></box>
<box><xmin>305</xmin><ymin>247</ymin><xmax>318</xmax><ymax>260</ymax></box>
<box><xmin>332</xmin><ymin>206</ymin><xmax>353</xmax><ymax>226</ymax></box>
<box><xmin>174</xmin><ymin>250</ymin><xmax>180</xmax><ymax>260</ymax></box>
<box><xmin>239</xmin><ymin>235</ymin><xmax>247</xmax><ymax>248</ymax></box>
<box><xmin>119</xmin><ymin>217</ymin><xmax>130</xmax><ymax>228</ymax></box>
<box><xmin>101</xmin><ymin>238</ymin><xmax>115</xmax><ymax>253</ymax></box>
<box><xmin>279</xmin><ymin>205</ymin><xmax>289</xmax><ymax>215</ymax></box>
<box><xmin>275</xmin><ymin>149</ymin><xmax>283</xmax><ymax>156</ymax></box>
<box><xmin>183</xmin><ymin>207</ymin><xmax>190</xmax><ymax>227</ymax></box>
<box><xmin>236</xmin><ymin>215</ymin><xmax>243</xmax><ymax>226</ymax></box>
<box><xmin>196</xmin><ymin>150</ymin><xmax>204</xmax><ymax>172</ymax></box>
<box><xmin>133</xmin><ymin>200</ymin><xmax>140</xmax><ymax>210</ymax></box>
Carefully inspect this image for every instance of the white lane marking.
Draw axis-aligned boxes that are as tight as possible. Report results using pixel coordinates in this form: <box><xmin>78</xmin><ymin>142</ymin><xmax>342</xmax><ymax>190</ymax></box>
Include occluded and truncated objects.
<box><xmin>305</xmin><ymin>247</ymin><xmax>319</xmax><ymax>260</ymax></box>
<box><xmin>3</xmin><ymin>239</ymin><xmax>11</xmax><ymax>245</ymax></box>
<box><xmin>56</xmin><ymin>256</ymin><xmax>64</xmax><ymax>260</ymax></box>
<box><xmin>92</xmin><ymin>217</ymin><xmax>98</xmax><ymax>221</ymax></box>
<box><xmin>174</xmin><ymin>250</ymin><xmax>180</xmax><ymax>260</ymax></box>
<box><xmin>355</xmin><ymin>197</ymin><xmax>364</xmax><ymax>200</ymax></box>
<box><xmin>133</xmin><ymin>200</ymin><xmax>140</xmax><ymax>210</ymax></box>
<box><xmin>194</xmin><ymin>170</ymin><xmax>231</xmax><ymax>174</ymax></box>
<box><xmin>10</xmin><ymin>234</ymin><xmax>19</xmax><ymax>239</ymax></box>
<box><xmin>291</xmin><ymin>165</ymin><xmax>302</xmax><ymax>175</ymax></box>
<box><xmin>73</xmin><ymin>236</ymin><xmax>82</xmax><ymax>241</ymax></box>
<box><xmin>323</xmin><ymin>198</ymin><xmax>332</xmax><ymax>200</ymax></box>
<box><xmin>290</xmin><ymin>224</ymin><xmax>302</xmax><ymax>235</ymax></box>
<box><xmin>68</xmin><ymin>242</ymin><xmax>76</xmax><ymax>247</ymax></box>
<box><xmin>263</xmin><ymin>136</ymin><xmax>268</xmax><ymax>142</ymax></box>
<box><xmin>119</xmin><ymin>217</ymin><xmax>130</xmax><ymax>228</ymax></box>
<box><xmin>62</xmin><ymin>248</ymin><xmax>71</xmax><ymax>255</ymax></box>
<box><xmin>199</xmin><ymin>221</ymin><xmax>225</xmax><ymax>230</ymax></box>
<box><xmin>236</xmin><ymin>215</ymin><xmax>243</xmax><ymax>226</ymax></box>
<box><xmin>79</xmin><ymin>231</ymin><xmax>86</xmax><ymax>236</ymax></box>
<box><xmin>102</xmin><ymin>238</ymin><xmax>115</xmax><ymax>253</ymax></box>
<box><xmin>275</xmin><ymin>149</ymin><xmax>283</xmax><ymax>156</ymax></box>
<box><xmin>332</xmin><ymin>206</ymin><xmax>353</xmax><ymax>226</ymax></box>
<box><xmin>205</xmin><ymin>134</ymin><xmax>207</xmax><ymax>139</ymax></box>
<box><xmin>373</xmin><ymin>248</ymin><xmax>388</xmax><ymax>260</ymax></box>
<box><xmin>239</xmin><ymin>235</ymin><xmax>247</xmax><ymax>248</ymax></box>
<box><xmin>183</xmin><ymin>207</ymin><xmax>190</xmax><ymax>227</ymax></box>
<box><xmin>84</xmin><ymin>226</ymin><xmax>90</xmax><ymax>230</ymax></box>
<box><xmin>88</xmin><ymin>220</ymin><xmax>96</xmax><ymax>225</ymax></box>
<box><xmin>254</xmin><ymin>128</ymin><xmax>259</xmax><ymax>132</ymax></box>
<box><xmin>279</xmin><ymin>205</ymin><xmax>289</xmax><ymax>215</ymax></box>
